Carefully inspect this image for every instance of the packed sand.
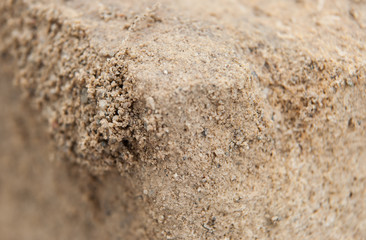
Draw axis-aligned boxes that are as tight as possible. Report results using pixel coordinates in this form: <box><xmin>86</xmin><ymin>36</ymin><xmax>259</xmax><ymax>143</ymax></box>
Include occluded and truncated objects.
<box><xmin>1</xmin><ymin>0</ymin><xmax>366</xmax><ymax>239</ymax></box>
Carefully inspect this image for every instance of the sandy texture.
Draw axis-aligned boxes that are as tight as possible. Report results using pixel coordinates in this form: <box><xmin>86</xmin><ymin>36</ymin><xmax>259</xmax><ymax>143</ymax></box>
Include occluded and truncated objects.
<box><xmin>1</xmin><ymin>0</ymin><xmax>366</xmax><ymax>239</ymax></box>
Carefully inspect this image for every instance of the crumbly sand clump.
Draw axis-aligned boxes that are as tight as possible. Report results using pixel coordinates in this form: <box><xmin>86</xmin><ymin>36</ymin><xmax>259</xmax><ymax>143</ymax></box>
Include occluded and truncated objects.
<box><xmin>1</xmin><ymin>0</ymin><xmax>366</xmax><ymax>239</ymax></box>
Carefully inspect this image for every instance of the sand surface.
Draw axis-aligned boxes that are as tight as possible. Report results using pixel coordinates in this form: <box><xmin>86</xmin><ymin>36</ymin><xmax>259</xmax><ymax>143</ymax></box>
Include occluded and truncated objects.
<box><xmin>1</xmin><ymin>0</ymin><xmax>366</xmax><ymax>239</ymax></box>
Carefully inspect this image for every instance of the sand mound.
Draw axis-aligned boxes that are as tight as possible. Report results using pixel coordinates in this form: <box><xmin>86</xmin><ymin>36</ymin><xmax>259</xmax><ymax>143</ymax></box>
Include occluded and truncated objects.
<box><xmin>1</xmin><ymin>0</ymin><xmax>365</xmax><ymax>239</ymax></box>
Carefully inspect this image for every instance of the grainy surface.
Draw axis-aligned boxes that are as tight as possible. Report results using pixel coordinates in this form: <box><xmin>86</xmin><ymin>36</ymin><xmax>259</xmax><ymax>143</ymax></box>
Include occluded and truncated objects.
<box><xmin>1</xmin><ymin>0</ymin><xmax>366</xmax><ymax>239</ymax></box>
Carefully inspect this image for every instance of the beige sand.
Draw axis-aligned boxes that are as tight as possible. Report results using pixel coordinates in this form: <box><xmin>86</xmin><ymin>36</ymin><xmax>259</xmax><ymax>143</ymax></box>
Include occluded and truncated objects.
<box><xmin>1</xmin><ymin>0</ymin><xmax>366</xmax><ymax>239</ymax></box>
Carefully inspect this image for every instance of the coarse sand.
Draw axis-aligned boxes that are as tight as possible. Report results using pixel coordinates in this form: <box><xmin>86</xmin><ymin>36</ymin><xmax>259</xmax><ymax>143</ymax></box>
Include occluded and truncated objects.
<box><xmin>1</xmin><ymin>0</ymin><xmax>366</xmax><ymax>239</ymax></box>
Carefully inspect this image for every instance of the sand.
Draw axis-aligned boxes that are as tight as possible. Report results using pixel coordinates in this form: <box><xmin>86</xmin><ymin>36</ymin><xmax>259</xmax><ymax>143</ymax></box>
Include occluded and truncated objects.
<box><xmin>1</xmin><ymin>0</ymin><xmax>366</xmax><ymax>239</ymax></box>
